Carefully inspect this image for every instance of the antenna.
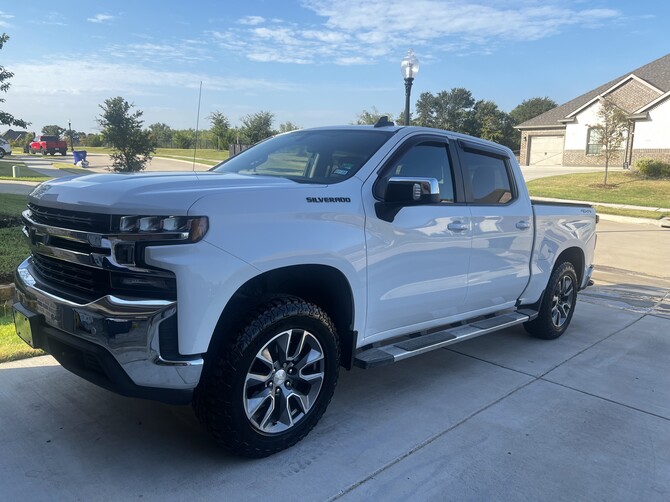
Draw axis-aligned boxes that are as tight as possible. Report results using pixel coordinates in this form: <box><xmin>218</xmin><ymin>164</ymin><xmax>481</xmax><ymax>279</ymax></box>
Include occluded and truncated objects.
<box><xmin>193</xmin><ymin>81</ymin><xmax>203</xmax><ymax>171</ymax></box>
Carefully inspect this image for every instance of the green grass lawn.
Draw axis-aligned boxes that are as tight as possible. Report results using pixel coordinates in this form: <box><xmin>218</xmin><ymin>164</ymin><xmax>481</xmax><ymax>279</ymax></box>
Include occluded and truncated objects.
<box><xmin>0</xmin><ymin>311</ymin><xmax>44</xmax><ymax>363</ymax></box>
<box><xmin>0</xmin><ymin>227</ymin><xmax>29</xmax><ymax>284</ymax></box>
<box><xmin>526</xmin><ymin>171</ymin><xmax>670</xmax><ymax>208</ymax></box>
<box><xmin>82</xmin><ymin>146</ymin><xmax>229</xmax><ymax>163</ymax></box>
<box><xmin>0</xmin><ymin>194</ymin><xmax>29</xmax><ymax>284</ymax></box>
<box><xmin>0</xmin><ymin>193</ymin><xmax>28</xmax><ymax>219</ymax></box>
<box><xmin>0</xmin><ymin>160</ymin><xmax>49</xmax><ymax>182</ymax></box>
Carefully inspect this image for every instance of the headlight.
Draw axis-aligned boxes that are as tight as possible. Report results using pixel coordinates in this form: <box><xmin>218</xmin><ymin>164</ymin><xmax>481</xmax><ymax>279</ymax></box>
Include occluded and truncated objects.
<box><xmin>118</xmin><ymin>215</ymin><xmax>208</xmax><ymax>242</ymax></box>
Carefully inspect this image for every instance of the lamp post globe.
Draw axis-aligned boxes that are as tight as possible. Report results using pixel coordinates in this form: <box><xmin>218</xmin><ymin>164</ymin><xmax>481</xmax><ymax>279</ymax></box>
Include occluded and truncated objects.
<box><xmin>401</xmin><ymin>49</ymin><xmax>419</xmax><ymax>126</ymax></box>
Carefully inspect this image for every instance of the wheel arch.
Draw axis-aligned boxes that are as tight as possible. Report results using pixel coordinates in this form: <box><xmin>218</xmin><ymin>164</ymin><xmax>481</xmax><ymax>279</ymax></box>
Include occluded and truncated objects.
<box><xmin>207</xmin><ymin>264</ymin><xmax>357</xmax><ymax>370</ymax></box>
<box><xmin>555</xmin><ymin>246</ymin><xmax>585</xmax><ymax>285</ymax></box>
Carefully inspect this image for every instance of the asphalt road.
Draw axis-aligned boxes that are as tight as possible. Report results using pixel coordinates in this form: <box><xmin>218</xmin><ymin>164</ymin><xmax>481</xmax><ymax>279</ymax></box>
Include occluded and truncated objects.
<box><xmin>1</xmin><ymin>159</ymin><xmax>668</xmax><ymax>501</ymax></box>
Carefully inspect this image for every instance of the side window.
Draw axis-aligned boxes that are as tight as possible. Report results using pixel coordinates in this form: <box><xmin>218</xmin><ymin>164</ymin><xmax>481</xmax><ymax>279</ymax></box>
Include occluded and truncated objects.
<box><xmin>380</xmin><ymin>142</ymin><xmax>455</xmax><ymax>202</ymax></box>
<box><xmin>462</xmin><ymin>150</ymin><xmax>514</xmax><ymax>204</ymax></box>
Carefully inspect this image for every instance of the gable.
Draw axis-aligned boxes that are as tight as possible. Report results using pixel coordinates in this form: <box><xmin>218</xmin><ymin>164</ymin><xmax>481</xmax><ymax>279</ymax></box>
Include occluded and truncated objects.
<box><xmin>517</xmin><ymin>53</ymin><xmax>670</xmax><ymax>129</ymax></box>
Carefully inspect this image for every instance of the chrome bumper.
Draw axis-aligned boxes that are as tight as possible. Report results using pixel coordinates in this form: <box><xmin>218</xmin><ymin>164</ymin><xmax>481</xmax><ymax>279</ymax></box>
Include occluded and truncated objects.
<box><xmin>14</xmin><ymin>258</ymin><xmax>203</xmax><ymax>394</ymax></box>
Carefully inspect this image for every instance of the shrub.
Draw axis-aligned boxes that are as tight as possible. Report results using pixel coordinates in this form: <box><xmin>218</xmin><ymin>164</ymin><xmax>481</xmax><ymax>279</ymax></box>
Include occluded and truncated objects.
<box><xmin>634</xmin><ymin>158</ymin><xmax>670</xmax><ymax>179</ymax></box>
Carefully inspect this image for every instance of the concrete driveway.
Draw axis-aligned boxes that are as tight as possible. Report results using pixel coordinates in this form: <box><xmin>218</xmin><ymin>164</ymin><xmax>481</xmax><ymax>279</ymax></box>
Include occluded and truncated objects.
<box><xmin>1</xmin><ymin>218</ymin><xmax>669</xmax><ymax>501</ymax></box>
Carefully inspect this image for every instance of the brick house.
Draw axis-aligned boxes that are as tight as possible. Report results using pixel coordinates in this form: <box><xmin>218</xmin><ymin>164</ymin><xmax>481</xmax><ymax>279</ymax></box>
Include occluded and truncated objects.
<box><xmin>516</xmin><ymin>53</ymin><xmax>670</xmax><ymax>167</ymax></box>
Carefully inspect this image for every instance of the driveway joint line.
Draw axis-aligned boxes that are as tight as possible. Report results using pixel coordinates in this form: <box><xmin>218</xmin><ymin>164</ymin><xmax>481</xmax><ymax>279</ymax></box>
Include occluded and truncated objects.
<box><xmin>329</xmin><ymin>310</ymin><xmax>647</xmax><ymax>500</ymax></box>
<box><xmin>327</xmin><ymin>377</ymin><xmax>535</xmax><ymax>501</ymax></box>
<box><xmin>539</xmin><ymin>378</ymin><xmax>670</xmax><ymax>423</ymax></box>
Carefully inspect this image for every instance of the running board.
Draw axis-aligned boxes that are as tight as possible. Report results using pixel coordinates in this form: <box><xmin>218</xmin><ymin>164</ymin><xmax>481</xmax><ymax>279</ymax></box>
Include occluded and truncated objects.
<box><xmin>354</xmin><ymin>311</ymin><xmax>534</xmax><ymax>369</ymax></box>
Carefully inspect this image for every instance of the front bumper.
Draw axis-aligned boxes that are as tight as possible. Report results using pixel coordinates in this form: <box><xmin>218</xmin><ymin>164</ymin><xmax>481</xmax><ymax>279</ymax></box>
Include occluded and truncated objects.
<box><xmin>13</xmin><ymin>258</ymin><xmax>203</xmax><ymax>404</ymax></box>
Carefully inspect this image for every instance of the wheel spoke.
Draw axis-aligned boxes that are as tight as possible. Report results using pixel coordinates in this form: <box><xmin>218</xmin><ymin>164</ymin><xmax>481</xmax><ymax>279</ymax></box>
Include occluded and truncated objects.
<box><xmin>245</xmin><ymin>370</ymin><xmax>271</xmax><ymax>387</ymax></box>
<box><xmin>258</xmin><ymin>396</ymin><xmax>277</xmax><ymax>431</ymax></box>
<box><xmin>259</xmin><ymin>347</ymin><xmax>274</xmax><ymax>366</ymax></box>
<box><xmin>276</xmin><ymin>393</ymin><xmax>295</xmax><ymax>429</ymax></box>
<box><xmin>246</xmin><ymin>389</ymin><xmax>274</xmax><ymax>424</ymax></box>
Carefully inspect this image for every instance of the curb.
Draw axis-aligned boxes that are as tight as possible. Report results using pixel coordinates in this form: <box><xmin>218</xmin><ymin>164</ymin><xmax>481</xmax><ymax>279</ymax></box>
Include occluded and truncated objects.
<box><xmin>597</xmin><ymin>213</ymin><xmax>670</xmax><ymax>228</ymax></box>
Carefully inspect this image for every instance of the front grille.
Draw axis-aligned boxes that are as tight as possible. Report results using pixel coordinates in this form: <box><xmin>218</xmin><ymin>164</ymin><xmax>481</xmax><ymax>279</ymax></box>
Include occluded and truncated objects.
<box><xmin>32</xmin><ymin>253</ymin><xmax>103</xmax><ymax>295</ymax></box>
<box><xmin>28</xmin><ymin>203</ymin><xmax>112</xmax><ymax>233</ymax></box>
<box><xmin>31</xmin><ymin>253</ymin><xmax>177</xmax><ymax>301</ymax></box>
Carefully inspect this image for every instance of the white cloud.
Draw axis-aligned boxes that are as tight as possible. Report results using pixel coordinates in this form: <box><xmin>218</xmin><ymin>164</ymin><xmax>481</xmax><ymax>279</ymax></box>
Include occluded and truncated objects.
<box><xmin>87</xmin><ymin>13</ymin><xmax>115</xmax><ymax>24</ymax></box>
<box><xmin>238</xmin><ymin>15</ymin><xmax>265</xmax><ymax>25</ymax></box>
<box><xmin>104</xmin><ymin>41</ymin><xmax>214</xmax><ymax>64</ymax></box>
<box><xmin>9</xmin><ymin>58</ymin><xmax>297</xmax><ymax>96</ymax></box>
<box><xmin>209</xmin><ymin>0</ymin><xmax>622</xmax><ymax>66</ymax></box>
<box><xmin>0</xmin><ymin>10</ymin><xmax>14</xmax><ymax>27</ymax></box>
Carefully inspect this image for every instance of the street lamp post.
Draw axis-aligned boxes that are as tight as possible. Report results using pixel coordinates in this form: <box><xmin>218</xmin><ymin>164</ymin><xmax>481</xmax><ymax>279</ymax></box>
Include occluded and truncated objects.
<box><xmin>68</xmin><ymin>119</ymin><xmax>73</xmax><ymax>152</ymax></box>
<box><xmin>401</xmin><ymin>49</ymin><xmax>420</xmax><ymax>126</ymax></box>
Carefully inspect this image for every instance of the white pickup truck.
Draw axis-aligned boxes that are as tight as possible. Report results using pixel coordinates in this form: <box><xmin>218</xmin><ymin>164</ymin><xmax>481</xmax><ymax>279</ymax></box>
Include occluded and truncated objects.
<box><xmin>13</xmin><ymin>123</ymin><xmax>596</xmax><ymax>457</ymax></box>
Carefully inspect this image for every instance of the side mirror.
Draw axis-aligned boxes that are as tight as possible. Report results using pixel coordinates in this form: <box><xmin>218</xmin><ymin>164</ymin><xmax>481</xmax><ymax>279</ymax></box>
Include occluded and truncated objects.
<box><xmin>376</xmin><ymin>176</ymin><xmax>441</xmax><ymax>222</ymax></box>
<box><xmin>384</xmin><ymin>177</ymin><xmax>440</xmax><ymax>205</ymax></box>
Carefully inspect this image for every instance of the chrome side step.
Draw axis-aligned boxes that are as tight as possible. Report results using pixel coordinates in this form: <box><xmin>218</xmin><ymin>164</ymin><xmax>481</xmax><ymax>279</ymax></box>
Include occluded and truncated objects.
<box><xmin>354</xmin><ymin>310</ymin><xmax>535</xmax><ymax>369</ymax></box>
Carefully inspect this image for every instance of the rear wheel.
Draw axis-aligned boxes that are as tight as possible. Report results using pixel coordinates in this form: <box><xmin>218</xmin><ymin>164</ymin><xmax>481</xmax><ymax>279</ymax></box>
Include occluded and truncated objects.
<box><xmin>524</xmin><ymin>261</ymin><xmax>578</xmax><ymax>340</ymax></box>
<box><xmin>0</xmin><ymin>149</ymin><xmax>5</xmax><ymax>159</ymax></box>
<box><xmin>194</xmin><ymin>296</ymin><xmax>340</xmax><ymax>458</ymax></box>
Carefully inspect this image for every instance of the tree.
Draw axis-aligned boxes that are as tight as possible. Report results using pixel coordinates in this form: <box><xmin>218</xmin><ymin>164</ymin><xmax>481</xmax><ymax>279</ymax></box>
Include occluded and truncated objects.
<box><xmin>97</xmin><ymin>96</ymin><xmax>155</xmax><ymax>172</ymax></box>
<box><xmin>509</xmin><ymin>97</ymin><xmax>557</xmax><ymax>125</ymax></box>
<box><xmin>148</xmin><ymin>122</ymin><xmax>174</xmax><ymax>148</ymax></box>
<box><xmin>87</xmin><ymin>133</ymin><xmax>104</xmax><ymax>147</ymax></box>
<box><xmin>589</xmin><ymin>97</ymin><xmax>628</xmax><ymax>186</ymax></box>
<box><xmin>0</xmin><ymin>33</ymin><xmax>30</xmax><ymax>129</ymax></box>
<box><xmin>473</xmin><ymin>100</ymin><xmax>516</xmax><ymax>150</ymax></box>
<box><xmin>414</xmin><ymin>88</ymin><xmax>477</xmax><ymax>134</ymax></box>
<box><xmin>241</xmin><ymin>111</ymin><xmax>274</xmax><ymax>144</ymax></box>
<box><xmin>355</xmin><ymin>107</ymin><xmax>394</xmax><ymax>125</ymax></box>
<box><xmin>207</xmin><ymin>111</ymin><xmax>230</xmax><ymax>150</ymax></box>
<box><xmin>173</xmin><ymin>129</ymin><xmax>194</xmax><ymax>149</ymax></box>
<box><xmin>42</xmin><ymin>125</ymin><xmax>66</xmax><ymax>137</ymax></box>
<box><xmin>278</xmin><ymin>121</ymin><xmax>300</xmax><ymax>133</ymax></box>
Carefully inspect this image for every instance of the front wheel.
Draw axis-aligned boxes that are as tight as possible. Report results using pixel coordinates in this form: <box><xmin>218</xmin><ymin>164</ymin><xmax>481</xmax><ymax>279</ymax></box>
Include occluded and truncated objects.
<box><xmin>524</xmin><ymin>261</ymin><xmax>578</xmax><ymax>340</ymax></box>
<box><xmin>194</xmin><ymin>296</ymin><xmax>340</xmax><ymax>457</ymax></box>
<box><xmin>0</xmin><ymin>149</ymin><xmax>5</xmax><ymax>159</ymax></box>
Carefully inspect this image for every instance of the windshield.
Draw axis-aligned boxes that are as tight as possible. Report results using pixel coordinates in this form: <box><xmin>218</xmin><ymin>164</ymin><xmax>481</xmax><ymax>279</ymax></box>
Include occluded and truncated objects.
<box><xmin>212</xmin><ymin>129</ymin><xmax>394</xmax><ymax>183</ymax></box>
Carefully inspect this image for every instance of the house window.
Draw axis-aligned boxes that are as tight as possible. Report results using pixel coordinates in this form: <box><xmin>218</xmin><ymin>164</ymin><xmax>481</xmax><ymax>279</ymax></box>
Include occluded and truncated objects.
<box><xmin>586</xmin><ymin>128</ymin><xmax>602</xmax><ymax>155</ymax></box>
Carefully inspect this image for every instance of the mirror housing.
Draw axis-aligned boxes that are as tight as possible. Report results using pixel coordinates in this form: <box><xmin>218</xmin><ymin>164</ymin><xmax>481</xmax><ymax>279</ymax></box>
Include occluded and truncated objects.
<box><xmin>384</xmin><ymin>177</ymin><xmax>440</xmax><ymax>205</ymax></box>
<box><xmin>375</xmin><ymin>176</ymin><xmax>441</xmax><ymax>222</ymax></box>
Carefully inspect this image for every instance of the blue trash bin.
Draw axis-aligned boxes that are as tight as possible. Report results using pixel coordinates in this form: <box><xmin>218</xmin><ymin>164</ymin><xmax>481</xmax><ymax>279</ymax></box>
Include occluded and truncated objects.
<box><xmin>73</xmin><ymin>150</ymin><xmax>88</xmax><ymax>167</ymax></box>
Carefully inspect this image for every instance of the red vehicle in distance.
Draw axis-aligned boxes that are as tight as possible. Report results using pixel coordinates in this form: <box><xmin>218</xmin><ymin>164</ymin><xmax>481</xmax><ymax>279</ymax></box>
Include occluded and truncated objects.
<box><xmin>29</xmin><ymin>135</ymin><xmax>67</xmax><ymax>156</ymax></box>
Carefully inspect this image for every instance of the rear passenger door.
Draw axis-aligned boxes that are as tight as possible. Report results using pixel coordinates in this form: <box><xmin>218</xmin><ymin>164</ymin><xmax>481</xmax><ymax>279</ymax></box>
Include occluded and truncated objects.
<box><xmin>457</xmin><ymin>140</ymin><xmax>534</xmax><ymax>313</ymax></box>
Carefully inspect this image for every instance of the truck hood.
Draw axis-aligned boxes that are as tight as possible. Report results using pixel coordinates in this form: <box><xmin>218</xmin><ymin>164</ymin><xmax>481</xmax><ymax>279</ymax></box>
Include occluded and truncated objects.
<box><xmin>28</xmin><ymin>171</ymin><xmax>311</xmax><ymax>214</ymax></box>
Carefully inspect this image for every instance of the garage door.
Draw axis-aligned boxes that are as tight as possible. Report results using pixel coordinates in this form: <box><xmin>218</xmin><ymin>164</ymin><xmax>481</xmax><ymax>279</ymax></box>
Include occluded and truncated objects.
<box><xmin>529</xmin><ymin>136</ymin><xmax>564</xmax><ymax>166</ymax></box>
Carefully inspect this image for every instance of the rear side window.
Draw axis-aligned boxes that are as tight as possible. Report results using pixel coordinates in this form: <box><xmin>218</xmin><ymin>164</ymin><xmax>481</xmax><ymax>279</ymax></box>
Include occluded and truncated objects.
<box><xmin>462</xmin><ymin>150</ymin><xmax>514</xmax><ymax>204</ymax></box>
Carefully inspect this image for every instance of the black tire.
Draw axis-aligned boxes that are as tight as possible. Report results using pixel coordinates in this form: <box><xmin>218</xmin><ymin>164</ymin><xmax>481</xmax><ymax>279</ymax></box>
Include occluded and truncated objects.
<box><xmin>524</xmin><ymin>261</ymin><xmax>578</xmax><ymax>339</ymax></box>
<box><xmin>194</xmin><ymin>296</ymin><xmax>340</xmax><ymax>458</ymax></box>
<box><xmin>60</xmin><ymin>150</ymin><xmax>66</xmax><ymax>156</ymax></box>
<box><xmin>0</xmin><ymin>149</ymin><xmax>5</xmax><ymax>159</ymax></box>
<box><xmin>41</xmin><ymin>148</ymin><xmax>46</xmax><ymax>155</ymax></box>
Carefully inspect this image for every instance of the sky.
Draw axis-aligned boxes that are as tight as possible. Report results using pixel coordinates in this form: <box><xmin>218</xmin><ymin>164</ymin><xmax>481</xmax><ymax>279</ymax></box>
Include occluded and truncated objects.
<box><xmin>0</xmin><ymin>0</ymin><xmax>668</xmax><ymax>135</ymax></box>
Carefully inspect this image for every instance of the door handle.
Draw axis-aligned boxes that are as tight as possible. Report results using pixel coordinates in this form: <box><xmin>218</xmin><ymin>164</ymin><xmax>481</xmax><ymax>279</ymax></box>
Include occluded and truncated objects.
<box><xmin>447</xmin><ymin>222</ymin><xmax>469</xmax><ymax>232</ymax></box>
<box><xmin>516</xmin><ymin>220</ymin><xmax>531</xmax><ymax>230</ymax></box>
